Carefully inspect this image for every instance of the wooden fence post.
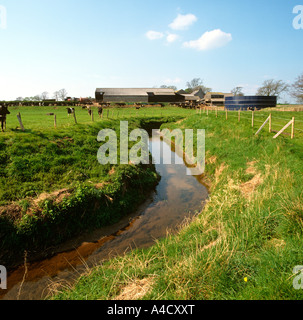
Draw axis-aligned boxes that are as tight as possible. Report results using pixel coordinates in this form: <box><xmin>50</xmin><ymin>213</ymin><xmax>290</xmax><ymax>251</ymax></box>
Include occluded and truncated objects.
<box><xmin>17</xmin><ymin>112</ymin><xmax>25</xmax><ymax>131</ymax></box>
<box><xmin>73</xmin><ymin>110</ymin><xmax>77</xmax><ymax>124</ymax></box>
<box><xmin>291</xmin><ymin>117</ymin><xmax>295</xmax><ymax>139</ymax></box>
<box><xmin>91</xmin><ymin>110</ymin><xmax>94</xmax><ymax>122</ymax></box>
<box><xmin>238</xmin><ymin>109</ymin><xmax>241</xmax><ymax>122</ymax></box>
<box><xmin>54</xmin><ymin>114</ymin><xmax>57</xmax><ymax>128</ymax></box>
<box><xmin>252</xmin><ymin>111</ymin><xmax>254</xmax><ymax>128</ymax></box>
<box><xmin>273</xmin><ymin>118</ymin><xmax>294</xmax><ymax>139</ymax></box>
<box><xmin>269</xmin><ymin>113</ymin><xmax>272</xmax><ymax>133</ymax></box>
<box><xmin>255</xmin><ymin>115</ymin><xmax>271</xmax><ymax>135</ymax></box>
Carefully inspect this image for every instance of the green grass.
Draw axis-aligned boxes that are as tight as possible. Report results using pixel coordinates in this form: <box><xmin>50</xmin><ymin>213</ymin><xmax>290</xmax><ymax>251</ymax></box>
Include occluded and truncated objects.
<box><xmin>0</xmin><ymin>105</ymin><xmax>193</xmax><ymax>269</ymax></box>
<box><xmin>5</xmin><ymin>105</ymin><xmax>195</xmax><ymax>131</ymax></box>
<box><xmin>51</xmin><ymin>108</ymin><xmax>303</xmax><ymax>300</ymax></box>
<box><xmin>0</xmin><ymin>105</ymin><xmax>194</xmax><ymax>204</ymax></box>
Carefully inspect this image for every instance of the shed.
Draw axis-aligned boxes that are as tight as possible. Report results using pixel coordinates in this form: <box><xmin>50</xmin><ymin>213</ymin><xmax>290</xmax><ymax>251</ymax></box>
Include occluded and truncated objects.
<box><xmin>95</xmin><ymin>88</ymin><xmax>182</xmax><ymax>103</ymax></box>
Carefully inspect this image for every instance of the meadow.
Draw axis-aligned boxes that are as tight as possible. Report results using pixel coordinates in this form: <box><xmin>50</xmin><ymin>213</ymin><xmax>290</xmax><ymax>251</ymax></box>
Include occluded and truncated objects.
<box><xmin>1</xmin><ymin>104</ymin><xmax>303</xmax><ymax>300</ymax></box>
<box><xmin>0</xmin><ymin>105</ymin><xmax>192</xmax><ymax>269</ymax></box>
<box><xmin>0</xmin><ymin>106</ymin><xmax>194</xmax><ymax>203</ymax></box>
<box><xmin>49</xmin><ymin>106</ymin><xmax>303</xmax><ymax>300</ymax></box>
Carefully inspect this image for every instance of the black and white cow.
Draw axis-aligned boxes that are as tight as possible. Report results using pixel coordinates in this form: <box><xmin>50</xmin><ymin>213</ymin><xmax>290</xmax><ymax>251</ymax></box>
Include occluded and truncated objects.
<box><xmin>98</xmin><ymin>106</ymin><xmax>103</xmax><ymax>118</ymax></box>
<box><xmin>66</xmin><ymin>107</ymin><xmax>75</xmax><ymax>116</ymax></box>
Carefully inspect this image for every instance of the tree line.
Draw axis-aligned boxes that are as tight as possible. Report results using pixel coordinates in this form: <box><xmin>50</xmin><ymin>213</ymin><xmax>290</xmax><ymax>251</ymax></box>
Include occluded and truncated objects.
<box><xmin>162</xmin><ymin>72</ymin><xmax>303</xmax><ymax>103</ymax></box>
<box><xmin>16</xmin><ymin>88</ymin><xmax>68</xmax><ymax>102</ymax></box>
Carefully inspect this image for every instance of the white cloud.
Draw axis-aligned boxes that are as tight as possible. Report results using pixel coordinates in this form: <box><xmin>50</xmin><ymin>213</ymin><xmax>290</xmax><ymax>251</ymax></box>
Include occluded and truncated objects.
<box><xmin>145</xmin><ymin>30</ymin><xmax>164</xmax><ymax>40</ymax></box>
<box><xmin>238</xmin><ymin>84</ymin><xmax>259</xmax><ymax>95</ymax></box>
<box><xmin>163</xmin><ymin>77</ymin><xmax>182</xmax><ymax>85</ymax></box>
<box><xmin>169</xmin><ymin>13</ymin><xmax>197</xmax><ymax>30</ymax></box>
<box><xmin>183</xmin><ymin>29</ymin><xmax>232</xmax><ymax>51</ymax></box>
<box><xmin>166</xmin><ymin>33</ymin><xmax>179</xmax><ymax>43</ymax></box>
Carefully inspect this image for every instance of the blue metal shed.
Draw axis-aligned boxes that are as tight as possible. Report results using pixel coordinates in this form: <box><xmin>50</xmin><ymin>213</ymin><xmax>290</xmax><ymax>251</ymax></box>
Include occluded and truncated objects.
<box><xmin>225</xmin><ymin>96</ymin><xmax>277</xmax><ymax>111</ymax></box>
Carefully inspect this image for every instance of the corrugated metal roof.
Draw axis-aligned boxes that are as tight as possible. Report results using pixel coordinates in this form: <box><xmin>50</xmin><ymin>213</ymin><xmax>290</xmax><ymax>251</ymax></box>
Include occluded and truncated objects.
<box><xmin>96</xmin><ymin>88</ymin><xmax>175</xmax><ymax>96</ymax></box>
<box><xmin>180</xmin><ymin>94</ymin><xmax>200</xmax><ymax>100</ymax></box>
<box><xmin>151</xmin><ymin>91</ymin><xmax>176</xmax><ymax>96</ymax></box>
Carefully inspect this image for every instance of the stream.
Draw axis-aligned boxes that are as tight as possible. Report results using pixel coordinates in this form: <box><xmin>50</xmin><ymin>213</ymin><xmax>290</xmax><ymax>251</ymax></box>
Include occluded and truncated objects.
<box><xmin>1</xmin><ymin>132</ymin><xmax>208</xmax><ymax>300</ymax></box>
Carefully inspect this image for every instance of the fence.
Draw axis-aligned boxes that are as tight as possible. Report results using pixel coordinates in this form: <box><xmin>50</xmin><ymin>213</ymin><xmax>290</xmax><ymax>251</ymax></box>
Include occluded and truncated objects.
<box><xmin>6</xmin><ymin>105</ymin><xmax>195</xmax><ymax>131</ymax></box>
<box><xmin>196</xmin><ymin>107</ymin><xmax>303</xmax><ymax>140</ymax></box>
<box><xmin>7</xmin><ymin>106</ymin><xmax>303</xmax><ymax>138</ymax></box>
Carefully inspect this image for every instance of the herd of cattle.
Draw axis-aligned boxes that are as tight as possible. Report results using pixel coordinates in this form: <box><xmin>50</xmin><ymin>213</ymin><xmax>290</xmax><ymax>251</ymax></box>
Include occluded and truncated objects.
<box><xmin>67</xmin><ymin>105</ymin><xmax>104</xmax><ymax>118</ymax></box>
<box><xmin>0</xmin><ymin>101</ymin><xmax>203</xmax><ymax>132</ymax></box>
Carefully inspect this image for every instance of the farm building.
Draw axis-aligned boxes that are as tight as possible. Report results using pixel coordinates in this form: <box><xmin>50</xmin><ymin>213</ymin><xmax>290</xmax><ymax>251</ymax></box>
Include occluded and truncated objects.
<box><xmin>225</xmin><ymin>96</ymin><xmax>277</xmax><ymax>111</ymax></box>
<box><xmin>95</xmin><ymin>88</ymin><xmax>185</xmax><ymax>104</ymax></box>
<box><xmin>175</xmin><ymin>88</ymin><xmax>205</xmax><ymax>102</ymax></box>
<box><xmin>203</xmin><ymin>92</ymin><xmax>234</xmax><ymax>106</ymax></box>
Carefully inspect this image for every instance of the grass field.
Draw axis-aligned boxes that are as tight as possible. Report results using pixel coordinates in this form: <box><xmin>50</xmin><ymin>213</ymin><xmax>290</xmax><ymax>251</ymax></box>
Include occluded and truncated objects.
<box><xmin>49</xmin><ymin>106</ymin><xmax>303</xmax><ymax>300</ymax></box>
<box><xmin>0</xmin><ymin>106</ymin><xmax>193</xmax><ymax>204</ymax></box>
<box><xmin>1</xmin><ymin>104</ymin><xmax>303</xmax><ymax>299</ymax></box>
<box><xmin>0</xmin><ymin>105</ymin><xmax>192</xmax><ymax>269</ymax></box>
<box><xmin>4</xmin><ymin>105</ymin><xmax>196</xmax><ymax>131</ymax></box>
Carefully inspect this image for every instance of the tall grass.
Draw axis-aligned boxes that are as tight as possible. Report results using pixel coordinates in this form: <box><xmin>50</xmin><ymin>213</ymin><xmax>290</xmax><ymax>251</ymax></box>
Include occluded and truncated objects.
<box><xmin>52</xmin><ymin>110</ymin><xmax>303</xmax><ymax>300</ymax></box>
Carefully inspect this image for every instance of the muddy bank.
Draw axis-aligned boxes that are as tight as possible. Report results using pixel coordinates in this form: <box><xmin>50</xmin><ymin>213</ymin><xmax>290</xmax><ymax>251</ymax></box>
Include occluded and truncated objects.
<box><xmin>0</xmin><ymin>120</ymin><xmax>167</xmax><ymax>271</ymax></box>
<box><xmin>0</xmin><ymin>164</ymin><xmax>159</xmax><ymax>272</ymax></box>
<box><xmin>1</xmin><ymin>132</ymin><xmax>208</xmax><ymax>300</ymax></box>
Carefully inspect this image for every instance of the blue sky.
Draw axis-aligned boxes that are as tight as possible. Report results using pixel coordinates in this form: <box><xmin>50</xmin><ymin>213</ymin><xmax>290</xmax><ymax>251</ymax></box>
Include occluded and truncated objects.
<box><xmin>0</xmin><ymin>0</ymin><xmax>302</xmax><ymax>102</ymax></box>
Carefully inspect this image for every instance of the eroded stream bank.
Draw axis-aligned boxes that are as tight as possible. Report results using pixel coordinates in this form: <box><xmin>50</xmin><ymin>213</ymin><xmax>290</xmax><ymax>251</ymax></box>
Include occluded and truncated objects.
<box><xmin>1</xmin><ymin>131</ymin><xmax>208</xmax><ymax>300</ymax></box>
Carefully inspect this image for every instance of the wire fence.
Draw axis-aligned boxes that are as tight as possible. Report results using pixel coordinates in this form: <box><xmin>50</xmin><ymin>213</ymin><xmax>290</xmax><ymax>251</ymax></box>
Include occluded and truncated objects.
<box><xmin>195</xmin><ymin>107</ymin><xmax>303</xmax><ymax>139</ymax></box>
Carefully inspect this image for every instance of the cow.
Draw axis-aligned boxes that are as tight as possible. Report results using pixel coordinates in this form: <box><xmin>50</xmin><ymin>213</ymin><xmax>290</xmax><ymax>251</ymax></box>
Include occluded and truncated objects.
<box><xmin>98</xmin><ymin>106</ymin><xmax>103</xmax><ymax>118</ymax></box>
<box><xmin>66</xmin><ymin>107</ymin><xmax>75</xmax><ymax>116</ymax></box>
<box><xmin>0</xmin><ymin>105</ymin><xmax>10</xmax><ymax>132</ymax></box>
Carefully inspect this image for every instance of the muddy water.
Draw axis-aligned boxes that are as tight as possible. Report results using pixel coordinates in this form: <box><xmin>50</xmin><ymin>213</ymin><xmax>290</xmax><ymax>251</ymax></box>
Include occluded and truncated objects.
<box><xmin>1</xmin><ymin>133</ymin><xmax>208</xmax><ymax>300</ymax></box>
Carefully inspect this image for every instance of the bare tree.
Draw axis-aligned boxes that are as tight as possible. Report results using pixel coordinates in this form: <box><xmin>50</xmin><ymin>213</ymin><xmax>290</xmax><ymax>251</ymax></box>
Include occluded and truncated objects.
<box><xmin>231</xmin><ymin>87</ymin><xmax>244</xmax><ymax>96</ymax></box>
<box><xmin>186</xmin><ymin>78</ymin><xmax>212</xmax><ymax>94</ymax></box>
<box><xmin>32</xmin><ymin>95</ymin><xmax>41</xmax><ymax>101</ymax></box>
<box><xmin>186</xmin><ymin>78</ymin><xmax>203</xmax><ymax>89</ymax></box>
<box><xmin>160</xmin><ymin>85</ymin><xmax>177</xmax><ymax>91</ymax></box>
<box><xmin>53</xmin><ymin>91</ymin><xmax>60</xmax><ymax>101</ymax></box>
<box><xmin>58</xmin><ymin>89</ymin><xmax>68</xmax><ymax>101</ymax></box>
<box><xmin>41</xmin><ymin>91</ymin><xmax>49</xmax><ymax>100</ymax></box>
<box><xmin>256</xmin><ymin>79</ymin><xmax>289</xmax><ymax>98</ymax></box>
<box><xmin>291</xmin><ymin>73</ymin><xmax>303</xmax><ymax>103</ymax></box>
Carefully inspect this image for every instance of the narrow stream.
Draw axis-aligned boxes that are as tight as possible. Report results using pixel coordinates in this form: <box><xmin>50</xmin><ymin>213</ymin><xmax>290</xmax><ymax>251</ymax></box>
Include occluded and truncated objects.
<box><xmin>1</xmin><ymin>132</ymin><xmax>208</xmax><ymax>300</ymax></box>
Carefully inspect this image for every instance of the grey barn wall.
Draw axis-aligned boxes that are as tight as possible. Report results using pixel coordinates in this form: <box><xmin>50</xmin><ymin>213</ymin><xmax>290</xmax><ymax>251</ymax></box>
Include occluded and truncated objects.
<box><xmin>103</xmin><ymin>95</ymin><xmax>149</xmax><ymax>103</ymax></box>
<box><xmin>95</xmin><ymin>88</ymin><xmax>188</xmax><ymax>104</ymax></box>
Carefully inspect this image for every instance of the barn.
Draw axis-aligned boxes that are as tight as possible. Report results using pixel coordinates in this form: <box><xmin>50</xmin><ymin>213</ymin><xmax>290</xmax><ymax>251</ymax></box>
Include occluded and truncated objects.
<box><xmin>203</xmin><ymin>92</ymin><xmax>234</xmax><ymax>106</ymax></box>
<box><xmin>95</xmin><ymin>88</ymin><xmax>185</xmax><ymax>104</ymax></box>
